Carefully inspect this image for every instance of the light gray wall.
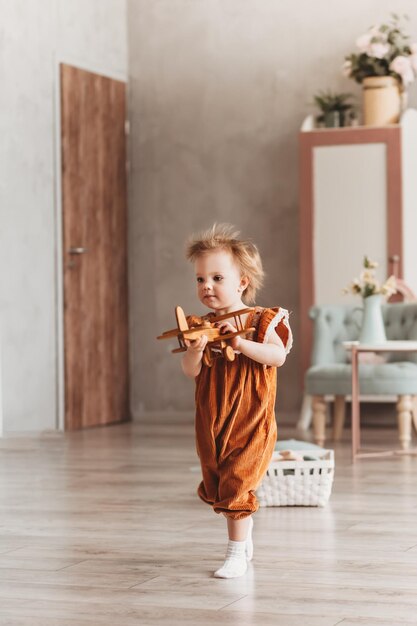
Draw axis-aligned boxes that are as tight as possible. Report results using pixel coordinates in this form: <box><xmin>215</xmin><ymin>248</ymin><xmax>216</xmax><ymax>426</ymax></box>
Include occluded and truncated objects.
<box><xmin>128</xmin><ymin>0</ymin><xmax>417</xmax><ymax>417</ymax></box>
<box><xmin>0</xmin><ymin>0</ymin><xmax>127</xmax><ymax>432</ymax></box>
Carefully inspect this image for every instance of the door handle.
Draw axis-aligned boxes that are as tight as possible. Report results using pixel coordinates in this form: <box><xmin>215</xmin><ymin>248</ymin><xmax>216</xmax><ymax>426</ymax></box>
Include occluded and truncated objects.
<box><xmin>69</xmin><ymin>247</ymin><xmax>88</xmax><ymax>255</ymax></box>
<box><xmin>389</xmin><ymin>254</ymin><xmax>400</xmax><ymax>277</ymax></box>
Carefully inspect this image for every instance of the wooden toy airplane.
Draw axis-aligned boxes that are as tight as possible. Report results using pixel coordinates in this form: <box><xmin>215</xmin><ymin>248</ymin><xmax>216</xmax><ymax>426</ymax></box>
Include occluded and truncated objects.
<box><xmin>157</xmin><ymin>306</ymin><xmax>255</xmax><ymax>367</ymax></box>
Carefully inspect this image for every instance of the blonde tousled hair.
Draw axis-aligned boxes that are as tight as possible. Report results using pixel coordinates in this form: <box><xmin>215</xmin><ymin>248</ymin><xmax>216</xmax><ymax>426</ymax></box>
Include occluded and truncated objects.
<box><xmin>185</xmin><ymin>223</ymin><xmax>264</xmax><ymax>304</ymax></box>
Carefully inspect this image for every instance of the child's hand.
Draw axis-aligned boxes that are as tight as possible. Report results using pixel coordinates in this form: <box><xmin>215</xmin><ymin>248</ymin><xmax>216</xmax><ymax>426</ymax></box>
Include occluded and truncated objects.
<box><xmin>184</xmin><ymin>335</ymin><xmax>208</xmax><ymax>354</ymax></box>
<box><xmin>216</xmin><ymin>321</ymin><xmax>241</xmax><ymax>350</ymax></box>
<box><xmin>182</xmin><ymin>335</ymin><xmax>208</xmax><ymax>377</ymax></box>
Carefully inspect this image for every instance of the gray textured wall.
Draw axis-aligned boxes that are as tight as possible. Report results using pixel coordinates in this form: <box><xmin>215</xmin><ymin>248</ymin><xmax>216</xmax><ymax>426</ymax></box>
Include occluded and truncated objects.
<box><xmin>5</xmin><ymin>1</ymin><xmax>417</xmax><ymax>431</ymax></box>
<box><xmin>128</xmin><ymin>0</ymin><xmax>417</xmax><ymax>417</ymax></box>
<box><xmin>0</xmin><ymin>0</ymin><xmax>127</xmax><ymax>432</ymax></box>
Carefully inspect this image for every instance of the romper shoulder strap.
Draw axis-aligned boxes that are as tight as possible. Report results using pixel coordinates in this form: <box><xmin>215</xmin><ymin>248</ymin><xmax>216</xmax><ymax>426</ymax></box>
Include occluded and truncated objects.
<box><xmin>248</xmin><ymin>306</ymin><xmax>264</xmax><ymax>340</ymax></box>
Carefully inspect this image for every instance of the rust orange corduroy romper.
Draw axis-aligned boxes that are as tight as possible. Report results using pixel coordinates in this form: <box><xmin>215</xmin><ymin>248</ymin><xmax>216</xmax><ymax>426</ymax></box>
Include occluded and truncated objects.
<box><xmin>193</xmin><ymin>306</ymin><xmax>293</xmax><ymax>521</ymax></box>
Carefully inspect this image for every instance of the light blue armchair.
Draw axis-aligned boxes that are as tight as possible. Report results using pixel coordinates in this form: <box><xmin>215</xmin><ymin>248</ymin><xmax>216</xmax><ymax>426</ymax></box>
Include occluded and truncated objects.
<box><xmin>305</xmin><ymin>303</ymin><xmax>417</xmax><ymax>448</ymax></box>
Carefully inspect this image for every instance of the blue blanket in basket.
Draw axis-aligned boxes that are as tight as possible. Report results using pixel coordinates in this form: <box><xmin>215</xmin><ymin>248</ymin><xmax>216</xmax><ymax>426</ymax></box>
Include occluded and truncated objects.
<box><xmin>274</xmin><ymin>439</ymin><xmax>324</xmax><ymax>452</ymax></box>
<box><xmin>274</xmin><ymin>439</ymin><xmax>326</xmax><ymax>467</ymax></box>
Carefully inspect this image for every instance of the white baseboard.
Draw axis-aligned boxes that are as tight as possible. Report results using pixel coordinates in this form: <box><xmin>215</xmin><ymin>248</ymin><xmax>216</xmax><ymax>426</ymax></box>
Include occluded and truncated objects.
<box><xmin>131</xmin><ymin>410</ymin><xmax>195</xmax><ymax>422</ymax></box>
<box><xmin>132</xmin><ymin>409</ymin><xmax>299</xmax><ymax>425</ymax></box>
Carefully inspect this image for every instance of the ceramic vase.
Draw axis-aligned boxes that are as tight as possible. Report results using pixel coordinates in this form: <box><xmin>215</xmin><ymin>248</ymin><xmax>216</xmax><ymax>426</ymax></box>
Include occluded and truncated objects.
<box><xmin>358</xmin><ymin>294</ymin><xmax>386</xmax><ymax>344</ymax></box>
<box><xmin>324</xmin><ymin>110</ymin><xmax>343</xmax><ymax>128</ymax></box>
<box><xmin>362</xmin><ymin>76</ymin><xmax>401</xmax><ymax>126</ymax></box>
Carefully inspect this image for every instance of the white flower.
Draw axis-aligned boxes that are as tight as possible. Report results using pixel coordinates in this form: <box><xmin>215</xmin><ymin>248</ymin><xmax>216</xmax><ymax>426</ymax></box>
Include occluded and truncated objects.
<box><xmin>360</xmin><ymin>270</ymin><xmax>377</xmax><ymax>284</ymax></box>
<box><xmin>356</xmin><ymin>26</ymin><xmax>388</xmax><ymax>57</ymax></box>
<box><xmin>356</xmin><ymin>33</ymin><xmax>373</xmax><ymax>53</ymax></box>
<box><xmin>410</xmin><ymin>53</ymin><xmax>417</xmax><ymax>73</ymax></box>
<box><xmin>342</xmin><ymin>60</ymin><xmax>352</xmax><ymax>77</ymax></box>
<box><xmin>364</xmin><ymin>256</ymin><xmax>378</xmax><ymax>269</ymax></box>
<box><xmin>390</xmin><ymin>55</ymin><xmax>415</xmax><ymax>85</ymax></box>
<box><xmin>344</xmin><ymin>259</ymin><xmax>397</xmax><ymax>299</ymax></box>
<box><xmin>369</xmin><ymin>24</ymin><xmax>384</xmax><ymax>37</ymax></box>
<box><xmin>344</xmin><ymin>280</ymin><xmax>362</xmax><ymax>295</ymax></box>
<box><xmin>369</xmin><ymin>41</ymin><xmax>390</xmax><ymax>59</ymax></box>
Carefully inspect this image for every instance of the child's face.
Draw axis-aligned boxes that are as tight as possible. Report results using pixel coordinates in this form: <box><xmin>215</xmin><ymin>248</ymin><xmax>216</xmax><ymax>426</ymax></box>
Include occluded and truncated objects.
<box><xmin>194</xmin><ymin>249</ymin><xmax>249</xmax><ymax>312</ymax></box>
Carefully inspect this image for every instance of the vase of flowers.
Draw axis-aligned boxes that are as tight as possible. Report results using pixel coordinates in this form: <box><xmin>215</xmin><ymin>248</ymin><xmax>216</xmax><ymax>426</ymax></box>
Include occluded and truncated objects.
<box><xmin>344</xmin><ymin>256</ymin><xmax>397</xmax><ymax>344</ymax></box>
<box><xmin>344</xmin><ymin>14</ymin><xmax>417</xmax><ymax>126</ymax></box>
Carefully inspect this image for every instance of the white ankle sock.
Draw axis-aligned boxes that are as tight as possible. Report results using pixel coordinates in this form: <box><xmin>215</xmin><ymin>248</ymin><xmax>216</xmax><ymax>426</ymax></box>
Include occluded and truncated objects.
<box><xmin>214</xmin><ymin>540</ymin><xmax>247</xmax><ymax>579</ymax></box>
<box><xmin>246</xmin><ymin>516</ymin><xmax>254</xmax><ymax>562</ymax></box>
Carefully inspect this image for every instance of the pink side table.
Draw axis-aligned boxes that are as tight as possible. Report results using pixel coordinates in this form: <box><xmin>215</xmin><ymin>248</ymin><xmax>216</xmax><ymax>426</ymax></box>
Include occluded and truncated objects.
<box><xmin>343</xmin><ymin>341</ymin><xmax>417</xmax><ymax>461</ymax></box>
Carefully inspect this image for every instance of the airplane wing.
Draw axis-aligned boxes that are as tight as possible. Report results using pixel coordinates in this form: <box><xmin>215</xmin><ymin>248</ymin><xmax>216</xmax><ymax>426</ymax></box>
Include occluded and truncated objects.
<box><xmin>157</xmin><ymin>328</ymin><xmax>181</xmax><ymax>340</ymax></box>
<box><xmin>157</xmin><ymin>307</ymin><xmax>255</xmax><ymax>342</ymax></box>
<box><xmin>183</xmin><ymin>328</ymin><xmax>219</xmax><ymax>341</ymax></box>
<box><xmin>209</xmin><ymin>327</ymin><xmax>256</xmax><ymax>342</ymax></box>
<box><xmin>210</xmin><ymin>307</ymin><xmax>254</xmax><ymax>323</ymax></box>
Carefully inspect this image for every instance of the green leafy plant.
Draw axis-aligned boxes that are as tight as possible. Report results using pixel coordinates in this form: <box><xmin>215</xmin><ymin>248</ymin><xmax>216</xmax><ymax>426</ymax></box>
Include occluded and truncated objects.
<box><xmin>313</xmin><ymin>90</ymin><xmax>355</xmax><ymax>113</ymax></box>
<box><xmin>313</xmin><ymin>90</ymin><xmax>355</xmax><ymax>124</ymax></box>
<box><xmin>344</xmin><ymin>13</ymin><xmax>417</xmax><ymax>86</ymax></box>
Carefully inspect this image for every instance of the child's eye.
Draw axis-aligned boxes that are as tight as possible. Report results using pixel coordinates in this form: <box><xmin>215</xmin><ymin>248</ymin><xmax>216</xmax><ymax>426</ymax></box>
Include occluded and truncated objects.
<box><xmin>196</xmin><ymin>277</ymin><xmax>204</xmax><ymax>283</ymax></box>
<box><xmin>214</xmin><ymin>275</ymin><xmax>223</xmax><ymax>282</ymax></box>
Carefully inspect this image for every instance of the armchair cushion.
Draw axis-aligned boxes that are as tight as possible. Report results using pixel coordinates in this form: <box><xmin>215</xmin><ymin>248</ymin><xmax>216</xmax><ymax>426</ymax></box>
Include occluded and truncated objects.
<box><xmin>306</xmin><ymin>362</ymin><xmax>417</xmax><ymax>396</ymax></box>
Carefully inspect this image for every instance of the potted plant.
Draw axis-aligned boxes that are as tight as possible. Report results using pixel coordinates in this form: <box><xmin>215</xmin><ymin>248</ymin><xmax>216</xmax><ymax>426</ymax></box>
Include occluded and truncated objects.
<box><xmin>344</xmin><ymin>13</ymin><xmax>417</xmax><ymax>125</ymax></box>
<box><xmin>313</xmin><ymin>90</ymin><xmax>355</xmax><ymax>128</ymax></box>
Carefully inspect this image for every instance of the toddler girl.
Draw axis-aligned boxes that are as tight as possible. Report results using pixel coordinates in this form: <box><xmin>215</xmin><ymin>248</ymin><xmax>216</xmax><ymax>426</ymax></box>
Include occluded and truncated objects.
<box><xmin>182</xmin><ymin>223</ymin><xmax>292</xmax><ymax>578</ymax></box>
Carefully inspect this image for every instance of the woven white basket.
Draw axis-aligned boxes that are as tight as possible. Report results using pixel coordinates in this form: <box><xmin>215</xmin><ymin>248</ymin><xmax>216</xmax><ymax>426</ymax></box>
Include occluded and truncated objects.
<box><xmin>256</xmin><ymin>449</ymin><xmax>334</xmax><ymax>507</ymax></box>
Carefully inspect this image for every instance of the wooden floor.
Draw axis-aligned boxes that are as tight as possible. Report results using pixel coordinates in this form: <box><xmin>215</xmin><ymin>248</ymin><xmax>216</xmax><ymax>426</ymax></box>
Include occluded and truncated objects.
<box><xmin>0</xmin><ymin>417</ymin><xmax>417</xmax><ymax>625</ymax></box>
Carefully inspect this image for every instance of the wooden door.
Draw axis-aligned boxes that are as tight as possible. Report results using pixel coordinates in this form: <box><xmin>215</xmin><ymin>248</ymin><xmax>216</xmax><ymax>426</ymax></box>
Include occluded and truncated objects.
<box><xmin>61</xmin><ymin>64</ymin><xmax>129</xmax><ymax>430</ymax></box>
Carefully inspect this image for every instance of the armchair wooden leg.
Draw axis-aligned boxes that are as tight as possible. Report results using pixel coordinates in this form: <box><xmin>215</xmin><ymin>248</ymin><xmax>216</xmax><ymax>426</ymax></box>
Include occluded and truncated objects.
<box><xmin>397</xmin><ymin>395</ymin><xmax>413</xmax><ymax>450</ymax></box>
<box><xmin>333</xmin><ymin>395</ymin><xmax>346</xmax><ymax>441</ymax></box>
<box><xmin>297</xmin><ymin>393</ymin><xmax>312</xmax><ymax>430</ymax></box>
<box><xmin>411</xmin><ymin>396</ymin><xmax>417</xmax><ymax>433</ymax></box>
<box><xmin>312</xmin><ymin>395</ymin><xmax>327</xmax><ymax>447</ymax></box>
